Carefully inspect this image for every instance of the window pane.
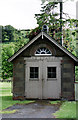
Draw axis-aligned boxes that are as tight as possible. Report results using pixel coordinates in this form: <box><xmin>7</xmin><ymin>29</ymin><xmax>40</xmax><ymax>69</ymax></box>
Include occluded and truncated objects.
<box><xmin>30</xmin><ymin>67</ymin><xmax>34</xmax><ymax>72</ymax></box>
<box><xmin>35</xmin><ymin>47</ymin><xmax>52</xmax><ymax>55</ymax></box>
<box><xmin>35</xmin><ymin>67</ymin><xmax>38</xmax><ymax>72</ymax></box>
<box><xmin>35</xmin><ymin>73</ymin><xmax>38</xmax><ymax>78</ymax></box>
<box><xmin>30</xmin><ymin>67</ymin><xmax>39</xmax><ymax>79</ymax></box>
<box><xmin>47</xmin><ymin>67</ymin><xmax>56</xmax><ymax>78</ymax></box>
<box><xmin>30</xmin><ymin>73</ymin><xmax>34</xmax><ymax>78</ymax></box>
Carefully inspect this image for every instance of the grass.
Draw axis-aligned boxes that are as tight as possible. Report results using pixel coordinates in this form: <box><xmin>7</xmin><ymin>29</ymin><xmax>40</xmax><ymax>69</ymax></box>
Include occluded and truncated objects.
<box><xmin>53</xmin><ymin>101</ymin><xmax>76</xmax><ymax>118</ymax></box>
<box><xmin>0</xmin><ymin>82</ymin><xmax>35</xmax><ymax>113</ymax></box>
<box><xmin>49</xmin><ymin>101</ymin><xmax>61</xmax><ymax>105</ymax></box>
<box><xmin>0</xmin><ymin>110</ymin><xmax>18</xmax><ymax>114</ymax></box>
<box><xmin>2</xmin><ymin>96</ymin><xmax>35</xmax><ymax>110</ymax></box>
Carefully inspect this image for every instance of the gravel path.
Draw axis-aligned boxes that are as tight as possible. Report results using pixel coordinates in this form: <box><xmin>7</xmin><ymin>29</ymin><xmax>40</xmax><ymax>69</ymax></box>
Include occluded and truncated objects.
<box><xmin>2</xmin><ymin>100</ymin><xmax>60</xmax><ymax>118</ymax></box>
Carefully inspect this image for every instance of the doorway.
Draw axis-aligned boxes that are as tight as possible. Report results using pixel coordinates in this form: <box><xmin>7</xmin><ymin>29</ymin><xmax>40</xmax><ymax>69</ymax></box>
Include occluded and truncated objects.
<box><xmin>25</xmin><ymin>57</ymin><xmax>61</xmax><ymax>99</ymax></box>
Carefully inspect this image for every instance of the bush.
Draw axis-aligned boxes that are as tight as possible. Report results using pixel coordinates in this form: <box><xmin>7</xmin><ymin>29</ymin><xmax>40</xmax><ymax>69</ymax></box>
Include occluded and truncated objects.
<box><xmin>2</xmin><ymin>43</ymin><xmax>15</xmax><ymax>79</ymax></box>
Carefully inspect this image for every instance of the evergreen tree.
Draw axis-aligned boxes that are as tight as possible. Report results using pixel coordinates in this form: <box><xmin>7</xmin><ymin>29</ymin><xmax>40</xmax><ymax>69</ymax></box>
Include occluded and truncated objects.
<box><xmin>29</xmin><ymin>2</ymin><xmax>78</xmax><ymax>54</ymax></box>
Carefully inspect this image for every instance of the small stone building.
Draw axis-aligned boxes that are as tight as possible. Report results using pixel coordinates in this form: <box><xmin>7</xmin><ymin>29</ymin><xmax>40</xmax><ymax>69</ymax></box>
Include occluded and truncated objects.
<box><xmin>8</xmin><ymin>32</ymin><xmax>78</xmax><ymax>100</ymax></box>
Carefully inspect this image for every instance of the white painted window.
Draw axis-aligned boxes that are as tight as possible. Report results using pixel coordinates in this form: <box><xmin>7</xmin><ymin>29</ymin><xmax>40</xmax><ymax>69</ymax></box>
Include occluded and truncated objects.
<box><xmin>30</xmin><ymin>67</ymin><xmax>39</xmax><ymax>79</ymax></box>
<box><xmin>47</xmin><ymin>67</ymin><xmax>56</xmax><ymax>78</ymax></box>
<box><xmin>35</xmin><ymin>47</ymin><xmax>52</xmax><ymax>56</ymax></box>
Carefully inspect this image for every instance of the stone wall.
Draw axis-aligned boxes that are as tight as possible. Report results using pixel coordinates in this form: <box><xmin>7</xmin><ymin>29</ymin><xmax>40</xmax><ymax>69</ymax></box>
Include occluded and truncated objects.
<box><xmin>13</xmin><ymin>57</ymin><xmax>25</xmax><ymax>100</ymax></box>
<box><xmin>61</xmin><ymin>57</ymin><xmax>75</xmax><ymax>100</ymax></box>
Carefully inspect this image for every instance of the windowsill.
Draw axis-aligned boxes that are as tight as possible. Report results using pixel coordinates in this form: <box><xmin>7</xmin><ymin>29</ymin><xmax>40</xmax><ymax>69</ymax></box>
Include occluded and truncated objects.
<box><xmin>29</xmin><ymin>78</ymin><xmax>39</xmax><ymax>81</ymax></box>
<box><xmin>35</xmin><ymin>54</ymin><xmax>52</xmax><ymax>56</ymax></box>
<box><xmin>47</xmin><ymin>78</ymin><xmax>57</xmax><ymax>81</ymax></box>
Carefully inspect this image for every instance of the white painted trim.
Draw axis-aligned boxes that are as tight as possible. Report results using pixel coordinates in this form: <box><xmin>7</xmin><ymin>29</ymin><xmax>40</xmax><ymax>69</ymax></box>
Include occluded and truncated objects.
<box><xmin>24</xmin><ymin>56</ymin><xmax>62</xmax><ymax>62</ymax></box>
<box><xmin>35</xmin><ymin>54</ymin><xmax>52</xmax><ymax>56</ymax></box>
<box><xmin>35</xmin><ymin>47</ymin><xmax>52</xmax><ymax>55</ymax></box>
<box><xmin>8</xmin><ymin>32</ymin><xmax>78</xmax><ymax>62</ymax></box>
<box><xmin>42</xmin><ymin>31</ymin><xmax>44</xmax><ymax>39</ymax></box>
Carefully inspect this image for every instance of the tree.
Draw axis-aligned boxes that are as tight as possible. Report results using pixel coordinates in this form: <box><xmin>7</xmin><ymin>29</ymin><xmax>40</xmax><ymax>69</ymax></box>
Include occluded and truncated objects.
<box><xmin>14</xmin><ymin>37</ymin><xmax>29</xmax><ymax>52</ymax></box>
<box><xmin>2</xmin><ymin>33</ymin><xmax>29</xmax><ymax>80</ymax></box>
<box><xmin>2</xmin><ymin>43</ymin><xmax>15</xmax><ymax>79</ymax></box>
<box><xmin>2</xmin><ymin>25</ymin><xmax>30</xmax><ymax>43</ymax></box>
<box><xmin>29</xmin><ymin>2</ymin><xmax>61</xmax><ymax>41</ymax></box>
<box><xmin>32</xmin><ymin>2</ymin><xmax>78</xmax><ymax>54</ymax></box>
<box><xmin>2</xmin><ymin>25</ymin><xmax>15</xmax><ymax>42</ymax></box>
<box><xmin>2</xmin><ymin>25</ymin><xmax>30</xmax><ymax>80</ymax></box>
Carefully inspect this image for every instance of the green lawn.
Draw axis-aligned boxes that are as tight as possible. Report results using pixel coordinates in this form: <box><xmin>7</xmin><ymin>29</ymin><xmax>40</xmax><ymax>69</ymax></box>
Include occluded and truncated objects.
<box><xmin>49</xmin><ymin>101</ymin><xmax>61</xmax><ymax>105</ymax></box>
<box><xmin>53</xmin><ymin>101</ymin><xmax>76</xmax><ymax>119</ymax></box>
<box><xmin>0</xmin><ymin>82</ymin><xmax>35</xmax><ymax>113</ymax></box>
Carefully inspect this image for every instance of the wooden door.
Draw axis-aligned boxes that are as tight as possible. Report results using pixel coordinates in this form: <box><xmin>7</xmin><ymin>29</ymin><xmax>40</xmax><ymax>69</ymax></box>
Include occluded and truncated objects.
<box><xmin>25</xmin><ymin>57</ymin><xmax>61</xmax><ymax>99</ymax></box>
<box><xmin>42</xmin><ymin>59</ymin><xmax>61</xmax><ymax>99</ymax></box>
<box><xmin>25</xmin><ymin>60</ymin><xmax>42</xmax><ymax>99</ymax></box>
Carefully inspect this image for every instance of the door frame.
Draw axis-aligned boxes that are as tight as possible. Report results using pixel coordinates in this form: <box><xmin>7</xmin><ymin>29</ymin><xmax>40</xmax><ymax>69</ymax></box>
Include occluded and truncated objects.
<box><xmin>24</xmin><ymin>57</ymin><xmax>62</xmax><ymax>99</ymax></box>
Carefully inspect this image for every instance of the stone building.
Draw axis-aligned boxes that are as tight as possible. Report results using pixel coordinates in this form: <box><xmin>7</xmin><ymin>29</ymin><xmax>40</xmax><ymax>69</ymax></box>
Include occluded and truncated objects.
<box><xmin>8</xmin><ymin>32</ymin><xmax>78</xmax><ymax>100</ymax></box>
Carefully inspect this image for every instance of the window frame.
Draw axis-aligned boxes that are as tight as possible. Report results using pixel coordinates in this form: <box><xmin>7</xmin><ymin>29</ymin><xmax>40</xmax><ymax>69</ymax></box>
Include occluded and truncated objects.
<box><xmin>35</xmin><ymin>47</ymin><xmax>52</xmax><ymax>56</ymax></box>
<box><xmin>47</xmin><ymin>67</ymin><xmax>57</xmax><ymax>80</ymax></box>
<box><xmin>29</xmin><ymin>67</ymin><xmax>39</xmax><ymax>81</ymax></box>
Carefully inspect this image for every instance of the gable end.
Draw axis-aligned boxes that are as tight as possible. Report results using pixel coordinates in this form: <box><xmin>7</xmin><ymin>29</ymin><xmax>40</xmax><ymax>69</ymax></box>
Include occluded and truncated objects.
<box><xmin>8</xmin><ymin>32</ymin><xmax>78</xmax><ymax>63</ymax></box>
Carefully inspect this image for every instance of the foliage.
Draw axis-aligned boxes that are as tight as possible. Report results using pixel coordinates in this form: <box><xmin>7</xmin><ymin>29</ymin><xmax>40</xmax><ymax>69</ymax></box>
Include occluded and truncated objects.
<box><xmin>2</xmin><ymin>37</ymin><xmax>29</xmax><ymax>79</ymax></box>
<box><xmin>2</xmin><ymin>25</ymin><xmax>30</xmax><ymax>43</ymax></box>
<box><xmin>63</xmin><ymin>27</ymin><xmax>76</xmax><ymax>54</ymax></box>
<box><xmin>14</xmin><ymin>37</ymin><xmax>29</xmax><ymax>52</ymax></box>
<box><xmin>53</xmin><ymin>101</ymin><xmax>76</xmax><ymax>118</ymax></box>
<box><xmin>2</xmin><ymin>25</ymin><xmax>30</xmax><ymax>79</ymax></box>
<box><xmin>2</xmin><ymin>43</ymin><xmax>15</xmax><ymax>79</ymax></box>
<box><xmin>35</xmin><ymin>2</ymin><xmax>61</xmax><ymax>40</ymax></box>
<box><xmin>75</xmin><ymin>66</ymin><xmax>78</xmax><ymax>81</ymax></box>
<box><xmin>2</xmin><ymin>25</ymin><xmax>15</xmax><ymax>42</ymax></box>
<box><xmin>31</xmin><ymin>2</ymin><xmax>78</xmax><ymax>55</ymax></box>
